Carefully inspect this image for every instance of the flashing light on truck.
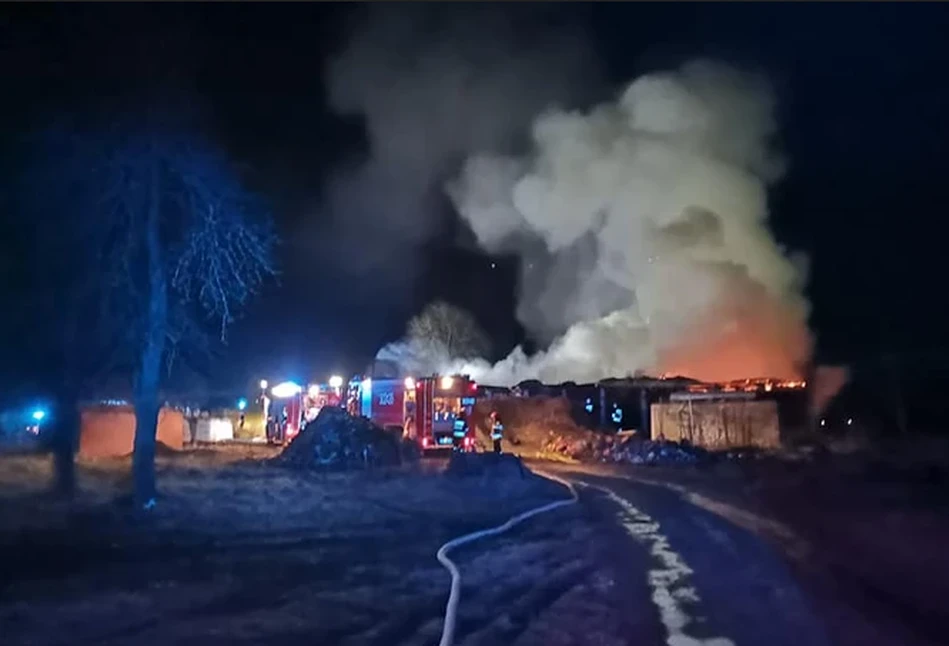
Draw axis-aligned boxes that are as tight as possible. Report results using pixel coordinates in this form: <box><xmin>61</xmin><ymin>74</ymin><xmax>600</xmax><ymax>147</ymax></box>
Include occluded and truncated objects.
<box><xmin>272</xmin><ymin>381</ymin><xmax>302</xmax><ymax>398</ymax></box>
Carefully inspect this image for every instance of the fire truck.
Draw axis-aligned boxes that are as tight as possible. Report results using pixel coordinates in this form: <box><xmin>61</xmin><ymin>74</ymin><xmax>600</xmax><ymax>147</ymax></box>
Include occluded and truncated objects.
<box><xmin>263</xmin><ymin>379</ymin><xmax>344</xmax><ymax>445</ymax></box>
<box><xmin>347</xmin><ymin>374</ymin><xmax>478</xmax><ymax>451</ymax></box>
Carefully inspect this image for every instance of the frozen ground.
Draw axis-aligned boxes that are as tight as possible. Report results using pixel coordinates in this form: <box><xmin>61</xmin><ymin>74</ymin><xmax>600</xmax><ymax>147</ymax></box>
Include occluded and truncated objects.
<box><xmin>5</xmin><ymin>444</ymin><xmax>945</xmax><ymax>646</ymax></box>
<box><xmin>0</xmin><ymin>448</ymin><xmax>633</xmax><ymax>646</ymax></box>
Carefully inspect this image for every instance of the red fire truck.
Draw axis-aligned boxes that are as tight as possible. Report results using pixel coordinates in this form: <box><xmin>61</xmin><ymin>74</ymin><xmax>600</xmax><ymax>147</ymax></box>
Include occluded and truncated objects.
<box><xmin>264</xmin><ymin>380</ymin><xmax>344</xmax><ymax>445</ymax></box>
<box><xmin>347</xmin><ymin>374</ymin><xmax>478</xmax><ymax>450</ymax></box>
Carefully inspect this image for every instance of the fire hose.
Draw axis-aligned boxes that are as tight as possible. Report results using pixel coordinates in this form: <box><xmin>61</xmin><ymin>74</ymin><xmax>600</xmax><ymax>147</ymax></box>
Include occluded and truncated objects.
<box><xmin>435</xmin><ymin>470</ymin><xmax>578</xmax><ymax>646</ymax></box>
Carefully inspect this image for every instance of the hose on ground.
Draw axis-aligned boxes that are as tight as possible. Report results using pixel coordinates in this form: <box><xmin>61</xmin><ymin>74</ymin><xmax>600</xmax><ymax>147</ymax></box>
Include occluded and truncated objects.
<box><xmin>436</xmin><ymin>469</ymin><xmax>578</xmax><ymax>646</ymax></box>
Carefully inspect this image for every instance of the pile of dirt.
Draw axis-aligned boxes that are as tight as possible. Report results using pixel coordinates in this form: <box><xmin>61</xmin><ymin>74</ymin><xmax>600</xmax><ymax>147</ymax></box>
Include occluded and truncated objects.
<box><xmin>471</xmin><ymin>396</ymin><xmax>594</xmax><ymax>458</ymax></box>
<box><xmin>278</xmin><ymin>407</ymin><xmax>410</xmax><ymax>470</ymax></box>
<box><xmin>542</xmin><ymin>428</ymin><xmax>722</xmax><ymax>466</ymax></box>
<box><xmin>592</xmin><ymin>434</ymin><xmax>709</xmax><ymax>465</ymax></box>
<box><xmin>472</xmin><ymin>395</ymin><xmax>715</xmax><ymax>466</ymax></box>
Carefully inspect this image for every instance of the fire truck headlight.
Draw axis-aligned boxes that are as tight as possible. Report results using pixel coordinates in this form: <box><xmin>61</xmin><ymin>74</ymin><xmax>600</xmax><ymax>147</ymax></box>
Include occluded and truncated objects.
<box><xmin>404</xmin><ymin>377</ymin><xmax>416</xmax><ymax>390</ymax></box>
<box><xmin>440</xmin><ymin>376</ymin><xmax>454</xmax><ymax>389</ymax></box>
<box><xmin>328</xmin><ymin>375</ymin><xmax>344</xmax><ymax>389</ymax></box>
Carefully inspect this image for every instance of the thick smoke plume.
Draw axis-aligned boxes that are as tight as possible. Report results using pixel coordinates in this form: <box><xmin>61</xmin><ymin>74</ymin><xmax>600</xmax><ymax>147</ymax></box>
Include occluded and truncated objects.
<box><xmin>321</xmin><ymin>4</ymin><xmax>598</xmax><ymax>288</ymax></box>
<box><xmin>449</xmin><ymin>60</ymin><xmax>812</xmax><ymax>386</ymax></box>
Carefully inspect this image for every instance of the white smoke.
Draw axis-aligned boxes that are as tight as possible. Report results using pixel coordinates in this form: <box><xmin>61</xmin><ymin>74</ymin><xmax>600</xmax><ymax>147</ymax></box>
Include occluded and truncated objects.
<box><xmin>448</xmin><ymin>60</ymin><xmax>812</xmax><ymax>386</ymax></box>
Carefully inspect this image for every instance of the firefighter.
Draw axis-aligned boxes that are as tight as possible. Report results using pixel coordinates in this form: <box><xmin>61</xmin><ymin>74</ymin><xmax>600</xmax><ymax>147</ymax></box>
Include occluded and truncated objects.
<box><xmin>452</xmin><ymin>410</ymin><xmax>469</xmax><ymax>452</ymax></box>
<box><xmin>489</xmin><ymin>410</ymin><xmax>504</xmax><ymax>454</ymax></box>
<box><xmin>277</xmin><ymin>406</ymin><xmax>288</xmax><ymax>445</ymax></box>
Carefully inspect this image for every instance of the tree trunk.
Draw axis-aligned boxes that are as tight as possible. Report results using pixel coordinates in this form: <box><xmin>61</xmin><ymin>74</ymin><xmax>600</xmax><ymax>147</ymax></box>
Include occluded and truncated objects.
<box><xmin>133</xmin><ymin>389</ymin><xmax>160</xmax><ymax>508</ymax></box>
<box><xmin>888</xmin><ymin>357</ymin><xmax>908</xmax><ymax>436</ymax></box>
<box><xmin>132</xmin><ymin>286</ymin><xmax>166</xmax><ymax>509</ymax></box>
<box><xmin>52</xmin><ymin>289</ymin><xmax>85</xmax><ymax>497</ymax></box>
<box><xmin>132</xmin><ymin>154</ymin><xmax>167</xmax><ymax>510</ymax></box>
<box><xmin>51</xmin><ymin>393</ymin><xmax>80</xmax><ymax>497</ymax></box>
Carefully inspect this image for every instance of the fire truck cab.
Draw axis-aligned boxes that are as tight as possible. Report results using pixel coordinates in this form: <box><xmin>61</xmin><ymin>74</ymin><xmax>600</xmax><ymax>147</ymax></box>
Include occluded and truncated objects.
<box><xmin>347</xmin><ymin>374</ymin><xmax>478</xmax><ymax>451</ymax></box>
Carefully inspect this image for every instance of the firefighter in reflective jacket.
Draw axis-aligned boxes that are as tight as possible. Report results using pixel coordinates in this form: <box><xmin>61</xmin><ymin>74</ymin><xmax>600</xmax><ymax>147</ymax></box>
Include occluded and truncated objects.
<box><xmin>489</xmin><ymin>410</ymin><xmax>504</xmax><ymax>454</ymax></box>
<box><xmin>452</xmin><ymin>411</ymin><xmax>469</xmax><ymax>452</ymax></box>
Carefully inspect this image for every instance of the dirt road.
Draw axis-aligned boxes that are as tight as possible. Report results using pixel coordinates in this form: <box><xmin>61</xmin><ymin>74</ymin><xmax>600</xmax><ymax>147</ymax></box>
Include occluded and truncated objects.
<box><xmin>535</xmin><ymin>462</ymin><xmax>833</xmax><ymax>646</ymax></box>
<box><xmin>537</xmin><ymin>460</ymin><xmax>948</xmax><ymax>646</ymax></box>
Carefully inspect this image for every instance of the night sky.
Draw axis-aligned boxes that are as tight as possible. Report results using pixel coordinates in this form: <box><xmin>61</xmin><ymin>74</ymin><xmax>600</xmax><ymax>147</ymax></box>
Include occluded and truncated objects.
<box><xmin>2</xmin><ymin>3</ymin><xmax>949</xmax><ymax>396</ymax></box>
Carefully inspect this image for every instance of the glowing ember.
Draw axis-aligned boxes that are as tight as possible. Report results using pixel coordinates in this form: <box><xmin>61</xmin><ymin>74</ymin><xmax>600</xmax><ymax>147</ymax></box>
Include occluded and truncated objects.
<box><xmin>687</xmin><ymin>378</ymin><xmax>807</xmax><ymax>394</ymax></box>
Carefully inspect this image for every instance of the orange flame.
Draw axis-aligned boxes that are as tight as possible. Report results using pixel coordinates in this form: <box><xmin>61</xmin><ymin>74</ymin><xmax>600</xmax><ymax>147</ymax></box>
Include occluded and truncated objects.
<box><xmin>686</xmin><ymin>377</ymin><xmax>807</xmax><ymax>394</ymax></box>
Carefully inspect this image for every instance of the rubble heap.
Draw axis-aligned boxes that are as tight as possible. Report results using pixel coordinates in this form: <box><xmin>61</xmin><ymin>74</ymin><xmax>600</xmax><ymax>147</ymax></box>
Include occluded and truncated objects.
<box><xmin>278</xmin><ymin>407</ymin><xmax>410</xmax><ymax>470</ymax></box>
<box><xmin>542</xmin><ymin>431</ymin><xmax>711</xmax><ymax>466</ymax></box>
<box><xmin>471</xmin><ymin>396</ymin><xmax>592</xmax><ymax>457</ymax></box>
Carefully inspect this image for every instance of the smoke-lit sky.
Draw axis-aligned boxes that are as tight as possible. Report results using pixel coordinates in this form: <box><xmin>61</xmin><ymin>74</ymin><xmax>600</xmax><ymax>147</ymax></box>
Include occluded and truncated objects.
<box><xmin>2</xmin><ymin>3</ymin><xmax>949</xmax><ymax>390</ymax></box>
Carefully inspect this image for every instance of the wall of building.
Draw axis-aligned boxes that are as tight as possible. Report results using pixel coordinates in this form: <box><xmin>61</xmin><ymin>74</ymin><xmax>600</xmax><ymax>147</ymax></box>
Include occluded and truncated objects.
<box><xmin>650</xmin><ymin>399</ymin><xmax>780</xmax><ymax>449</ymax></box>
<box><xmin>78</xmin><ymin>406</ymin><xmax>185</xmax><ymax>458</ymax></box>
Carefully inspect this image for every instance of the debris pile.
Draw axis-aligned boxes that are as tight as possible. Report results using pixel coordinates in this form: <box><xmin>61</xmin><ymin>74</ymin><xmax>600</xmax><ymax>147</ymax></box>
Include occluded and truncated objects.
<box><xmin>471</xmin><ymin>396</ymin><xmax>591</xmax><ymax>458</ymax></box>
<box><xmin>278</xmin><ymin>407</ymin><xmax>410</xmax><ymax>470</ymax></box>
<box><xmin>542</xmin><ymin>431</ymin><xmax>711</xmax><ymax>466</ymax></box>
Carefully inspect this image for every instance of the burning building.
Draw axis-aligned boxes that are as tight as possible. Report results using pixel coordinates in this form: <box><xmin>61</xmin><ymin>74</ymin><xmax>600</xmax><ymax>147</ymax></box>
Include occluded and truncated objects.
<box><xmin>498</xmin><ymin>374</ymin><xmax>811</xmax><ymax>451</ymax></box>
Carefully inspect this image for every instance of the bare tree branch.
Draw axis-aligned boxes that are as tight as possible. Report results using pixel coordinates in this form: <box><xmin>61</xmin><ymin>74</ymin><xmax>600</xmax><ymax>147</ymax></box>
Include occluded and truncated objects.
<box><xmin>406</xmin><ymin>301</ymin><xmax>491</xmax><ymax>363</ymax></box>
<box><xmin>21</xmin><ymin>114</ymin><xmax>278</xmax><ymax>506</ymax></box>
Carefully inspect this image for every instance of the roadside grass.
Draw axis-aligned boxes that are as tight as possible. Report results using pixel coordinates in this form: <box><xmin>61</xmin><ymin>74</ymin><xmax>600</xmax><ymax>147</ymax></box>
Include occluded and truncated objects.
<box><xmin>0</xmin><ymin>446</ymin><xmax>610</xmax><ymax>646</ymax></box>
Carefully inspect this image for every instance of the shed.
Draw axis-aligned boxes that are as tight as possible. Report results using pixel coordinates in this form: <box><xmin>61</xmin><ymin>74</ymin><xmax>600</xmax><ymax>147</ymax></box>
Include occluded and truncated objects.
<box><xmin>650</xmin><ymin>393</ymin><xmax>780</xmax><ymax>449</ymax></box>
<box><xmin>194</xmin><ymin>417</ymin><xmax>234</xmax><ymax>442</ymax></box>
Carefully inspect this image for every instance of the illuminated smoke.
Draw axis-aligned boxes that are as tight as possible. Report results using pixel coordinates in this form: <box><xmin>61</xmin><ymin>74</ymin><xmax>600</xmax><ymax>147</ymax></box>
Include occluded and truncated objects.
<box><xmin>449</xmin><ymin>60</ymin><xmax>812</xmax><ymax>386</ymax></box>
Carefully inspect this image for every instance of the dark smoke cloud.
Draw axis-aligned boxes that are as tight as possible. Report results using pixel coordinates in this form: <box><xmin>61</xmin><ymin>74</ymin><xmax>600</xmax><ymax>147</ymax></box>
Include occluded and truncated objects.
<box><xmin>320</xmin><ymin>4</ymin><xmax>601</xmax><ymax>290</ymax></box>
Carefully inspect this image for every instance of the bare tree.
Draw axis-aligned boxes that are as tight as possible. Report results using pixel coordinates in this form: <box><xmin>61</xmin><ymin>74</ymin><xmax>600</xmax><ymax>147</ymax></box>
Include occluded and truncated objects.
<box><xmin>406</xmin><ymin>301</ymin><xmax>490</xmax><ymax>363</ymax></box>
<box><xmin>27</xmin><ymin>113</ymin><xmax>276</xmax><ymax>508</ymax></box>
